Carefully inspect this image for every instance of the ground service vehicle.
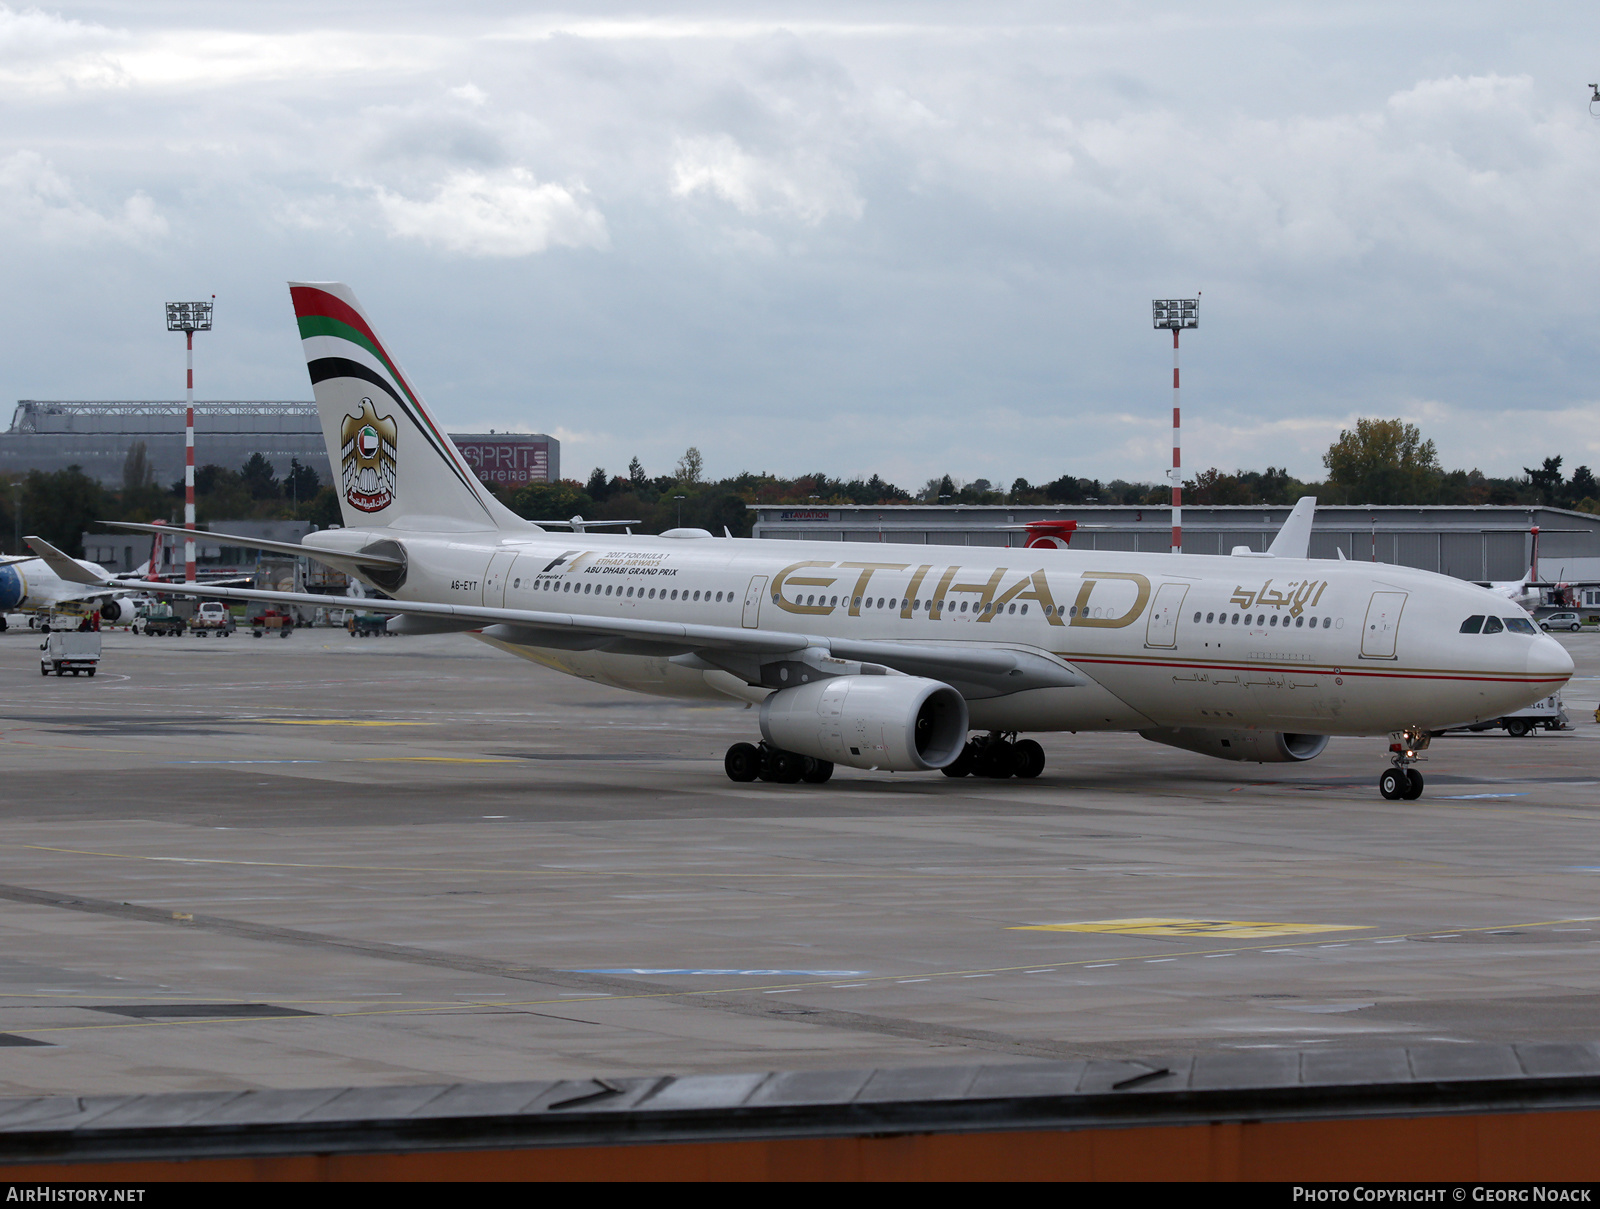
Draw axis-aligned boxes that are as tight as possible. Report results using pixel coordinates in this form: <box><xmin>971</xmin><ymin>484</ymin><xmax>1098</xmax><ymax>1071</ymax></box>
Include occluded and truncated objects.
<box><xmin>40</xmin><ymin>632</ymin><xmax>100</xmax><ymax>677</ymax></box>
<box><xmin>250</xmin><ymin>608</ymin><xmax>295</xmax><ymax>638</ymax></box>
<box><xmin>140</xmin><ymin>602</ymin><xmax>186</xmax><ymax>636</ymax></box>
<box><xmin>189</xmin><ymin>601</ymin><xmax>235</xmax><ymax>636</ymax></box>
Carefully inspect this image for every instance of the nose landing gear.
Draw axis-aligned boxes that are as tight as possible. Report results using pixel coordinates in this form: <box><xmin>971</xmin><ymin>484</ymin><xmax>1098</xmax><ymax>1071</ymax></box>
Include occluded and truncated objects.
<box><xmin>1379</xmin><ymin>729</ymin><xmax>1428</xmax><ymax>800</ymax></box>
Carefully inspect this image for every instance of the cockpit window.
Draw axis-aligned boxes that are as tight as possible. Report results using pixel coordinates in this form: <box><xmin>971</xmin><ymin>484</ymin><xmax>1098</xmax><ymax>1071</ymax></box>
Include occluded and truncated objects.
<box><xmin>1460</xmin><ymin>615</ymin><xmax>1484</xmax><ymax>634</ymax></box>
<box><xmin>1504</xmin><ymin>616</ymin><xmax>1537</xmax><ymax>635</ymax></box>
<box><xmin>1482</xmin><ymin>616</ymin><xmax>1504</xmax><ymax>634</ymax></box>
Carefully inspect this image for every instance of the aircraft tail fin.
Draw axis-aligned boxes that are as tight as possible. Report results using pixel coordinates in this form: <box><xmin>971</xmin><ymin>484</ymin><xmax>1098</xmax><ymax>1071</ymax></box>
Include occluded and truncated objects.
<box><xmin>1267</xmin><ymin>496</ymin><xmax>1317</xmax><ymax>559</ymax></box>
<box><xmin>288</xmin><ymin>282</ymin><xmax>531</xmax><ymax>532</ymax></box>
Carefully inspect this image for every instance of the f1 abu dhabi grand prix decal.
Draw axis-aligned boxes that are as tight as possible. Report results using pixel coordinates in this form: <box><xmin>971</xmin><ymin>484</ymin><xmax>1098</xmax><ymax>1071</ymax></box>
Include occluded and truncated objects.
<box><xmin>341</xmin><ymin>398</ymin><xmax>397</xmax><ymax>513</ymax></box>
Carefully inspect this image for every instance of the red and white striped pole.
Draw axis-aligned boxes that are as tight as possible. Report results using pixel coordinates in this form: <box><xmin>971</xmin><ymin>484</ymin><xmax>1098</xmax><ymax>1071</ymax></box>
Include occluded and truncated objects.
<box><xmin>184</xmin><ymin>331</ymin><xmax>196</xmax><ymax>585</ymax></box>
<box><xmin>1152</xmin><ymin>297</ymin><xmax>1196</xmax><ymax>555</ymax></box>
<box><xmin>1171</xmin><ymin>328</ymin><xmax>1181</xmax><ymax>554</ymax></box>
<box><xmin>166</xmin><ymin>298</ymin><xmax>211</xmax><ymax>583</ymax></box>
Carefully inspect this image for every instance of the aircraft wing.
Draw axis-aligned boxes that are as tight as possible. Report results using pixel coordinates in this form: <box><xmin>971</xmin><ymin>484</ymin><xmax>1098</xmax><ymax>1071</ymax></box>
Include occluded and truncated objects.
<box><xmin>0</xmin><ymin>555</ymin><xmax>31</xmax><ymax>568</ymax></box>
<box><xmin>107</xmin><ymin>577</ymin><xmax>1084</xmax><ymax>696</ymax></box>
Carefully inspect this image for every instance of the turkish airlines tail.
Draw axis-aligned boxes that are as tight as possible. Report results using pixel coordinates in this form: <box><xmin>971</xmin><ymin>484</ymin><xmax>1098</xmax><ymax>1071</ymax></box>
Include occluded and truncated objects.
<box><xmin>288</xmin><ymin>282</ymin><xmax>531</xmax><ymax>533</ymax></box>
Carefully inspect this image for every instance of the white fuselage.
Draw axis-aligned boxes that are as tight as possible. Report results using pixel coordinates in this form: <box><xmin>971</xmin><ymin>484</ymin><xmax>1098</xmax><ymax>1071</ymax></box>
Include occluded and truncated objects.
<box><xmin>305</xmin><ymin>527</ymin><xmax>1573</xmax><ymax>736</ymax></box>
<box><xmin>0</xmin><ymin>558</ymin><xmax>120</xmax><ymax>617</ymax></box>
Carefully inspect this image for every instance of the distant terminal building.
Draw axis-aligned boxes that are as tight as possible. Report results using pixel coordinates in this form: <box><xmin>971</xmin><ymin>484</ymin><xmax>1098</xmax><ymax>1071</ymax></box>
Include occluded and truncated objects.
<box><xmin>749</xmin><ymin>503</ymin><xmax>1600</xmax><ymax>602</ymax></box>
<box><xmin>0</xmin><ymin>401</ymin><xmax>558</xmax><ymax>490</ymax></box>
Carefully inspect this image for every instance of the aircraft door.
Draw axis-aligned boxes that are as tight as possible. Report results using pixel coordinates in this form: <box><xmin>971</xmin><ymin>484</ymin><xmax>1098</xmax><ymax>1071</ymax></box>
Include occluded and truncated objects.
<box><xmin>482</xmin><ymin>550</ymin><xmax>518</xmax><ymax>608</ymax></box>
<box><xmin>742</xmin><ymin>575</ymin><xmax>768</xmax><ymax>628</ymax></box>
<box><xmin>1360</xmin><ymin>591</ymin><xmax>1407</xmax><ymax>659</ymax></box>
<box><xmin>1144</xmin><ymin>583</ymin><xmax>1190</xmax><ymax>648</ymax></box>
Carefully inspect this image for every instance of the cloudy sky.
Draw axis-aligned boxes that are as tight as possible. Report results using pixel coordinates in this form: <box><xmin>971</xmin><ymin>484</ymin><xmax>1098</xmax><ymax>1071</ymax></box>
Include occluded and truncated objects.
<box><xmin>4</xmin><ymin>2</ymin><xmax>1600</xmax><ymax>488</ymax></box>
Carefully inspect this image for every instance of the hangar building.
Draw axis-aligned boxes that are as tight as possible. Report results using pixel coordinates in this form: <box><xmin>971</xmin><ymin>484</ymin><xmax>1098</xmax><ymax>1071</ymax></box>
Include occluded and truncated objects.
<box><xmin>0</xmin><ymin>401</ymin><xmax>558</xmax><ymax>490</ymax></box>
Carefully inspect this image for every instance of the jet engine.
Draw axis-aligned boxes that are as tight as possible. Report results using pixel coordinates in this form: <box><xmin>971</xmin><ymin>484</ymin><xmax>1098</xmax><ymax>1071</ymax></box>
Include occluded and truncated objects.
<box><xmin>760</xmin><ymin>675</ymin><xmax>969</xmax><ymax>772</ymax></box>
<box><xmin>98</xmin><ymin>598</ymin><xmax>134</xmax><ymax>624</ymax></box>
<box><xmin>1140</xmin><ymin>727</ymin><xmax>1330</xmax><ymax>763</ymax></box>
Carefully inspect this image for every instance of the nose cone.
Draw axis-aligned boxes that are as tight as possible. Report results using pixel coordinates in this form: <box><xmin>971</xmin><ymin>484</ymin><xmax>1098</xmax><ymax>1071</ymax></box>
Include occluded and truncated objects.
<box><xmin>1529</xmin><ymin>635</ymin><xmax>1576</xmax><ymax>683</ymax></box>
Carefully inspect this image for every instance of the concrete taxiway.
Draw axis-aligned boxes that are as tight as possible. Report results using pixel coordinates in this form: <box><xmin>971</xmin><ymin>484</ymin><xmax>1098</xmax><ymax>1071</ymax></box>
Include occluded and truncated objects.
<box><xmin>0</xmin><ymin>624</ymin><xmax>1597</xmax><ymax>1098</ymax></box>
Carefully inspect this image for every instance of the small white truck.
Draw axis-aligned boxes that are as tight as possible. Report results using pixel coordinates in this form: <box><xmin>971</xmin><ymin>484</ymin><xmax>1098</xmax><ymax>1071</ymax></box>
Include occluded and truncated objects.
<box><xmin>1437</xmin><ymin>693</ymin><xmax>1570</xmax><ymax>737</ymax></box>
<box><xmin>189</xmin><ymin>601</ymin><xmax>235</xmax><ymax>637</ymax></box>
<box><xmin>40</xmin><ymin>631</ymin><xmax>101</xmax><ymax>677</ymax></box>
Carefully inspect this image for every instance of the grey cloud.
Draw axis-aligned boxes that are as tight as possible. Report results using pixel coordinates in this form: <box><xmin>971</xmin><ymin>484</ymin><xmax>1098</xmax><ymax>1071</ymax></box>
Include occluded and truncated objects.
<box><xmin>1</xmin><ymin>3</ymin><xmax>1598</xmax><ymax>486</ymax></box>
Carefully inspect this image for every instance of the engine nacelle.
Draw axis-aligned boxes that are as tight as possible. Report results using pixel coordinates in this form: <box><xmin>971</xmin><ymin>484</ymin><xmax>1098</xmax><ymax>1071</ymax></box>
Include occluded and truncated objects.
<box><xmin>760</xmin><ymin>675</ymin><xmax>969</xmax><ymax>772</ymax></box>
<box><xmin>99</xmin><ymin>597</ymin><xmax>134</xmax><ymax>624</ymax></box>
<box><xmin>1140</xmin><ymin>727</ymin><xmax>1330</xmax><ymax>763</ymax></box>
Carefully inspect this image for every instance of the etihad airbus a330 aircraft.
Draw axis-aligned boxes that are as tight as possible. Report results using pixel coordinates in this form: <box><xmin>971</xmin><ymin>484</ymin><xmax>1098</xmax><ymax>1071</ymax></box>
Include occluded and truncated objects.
<box><xmin>44</xmin><ymin>282</ymin><xmax>1572</xmax><ymax>801</ymax></box>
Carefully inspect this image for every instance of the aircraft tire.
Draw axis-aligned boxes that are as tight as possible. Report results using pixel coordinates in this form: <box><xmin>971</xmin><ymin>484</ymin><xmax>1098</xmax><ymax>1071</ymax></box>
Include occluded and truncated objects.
<box><xmin>1379</xmin><ymin>769</ymin><xmax>1405</xmax><ymax>800</ymax></box>
<box><xmin>724</xmin><ymin>743</ymin><xmax>760</xmax><ymax>783</ymax></box>
<box><xmin>800</xmin><ymin>757</ymin><xmax>834</xmax><ymax>784</ymax></box>
<box><xmin>942</xmin><ymin>742</ymin><xmax>975</xmax><ymax>777</ymax></box>
<box><xmin>1403</xmin><ymin>769</ymin><xmax>1423</xmax><ymax>799</ymax></box>
<box><xmin>977</xmin><ymin>741</ymin><xmax>1021</xmax><ymax>778</ymax></box>
<box><xmin>1015</xmin><ymin>740</ymin><xmax>1046</xmax><ymax>779</ymax></box>
<box><xmin>769</xmin><ymin>750</ymin><xmax>804</xmax><ymax>783</ymax></box>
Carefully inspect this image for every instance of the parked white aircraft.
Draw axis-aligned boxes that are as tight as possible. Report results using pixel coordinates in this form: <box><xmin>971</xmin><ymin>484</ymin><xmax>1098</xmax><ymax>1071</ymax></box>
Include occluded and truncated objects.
<box><xmin>1</xmin><ymin>524</ymin><xmax>252</xmax><ymax>630</ymax></box>
<box><xmin>61</xmin><ymin>282</ymin><xmax>1573</xmax><ymax>801</ymax></box>
<box><xmin>0</xmin><ymin>553</ymin><xmax>139</xmax><ymax>630</ymax></box>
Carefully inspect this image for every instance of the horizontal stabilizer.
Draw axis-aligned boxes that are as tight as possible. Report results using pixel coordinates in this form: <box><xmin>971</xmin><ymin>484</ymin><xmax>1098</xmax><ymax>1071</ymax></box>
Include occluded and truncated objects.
<box><xmin>99</xmin><ymin>521</ymin><xmax>404</xmax><ymax>568</ymax></box>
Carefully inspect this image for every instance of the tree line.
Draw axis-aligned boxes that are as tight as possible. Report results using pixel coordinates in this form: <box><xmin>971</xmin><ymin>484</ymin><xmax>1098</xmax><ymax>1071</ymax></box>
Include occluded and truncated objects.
<box><xmin>3</xmin><ymin>421</ymin><xmax>1594</xmax><ymax>557</ymax></box>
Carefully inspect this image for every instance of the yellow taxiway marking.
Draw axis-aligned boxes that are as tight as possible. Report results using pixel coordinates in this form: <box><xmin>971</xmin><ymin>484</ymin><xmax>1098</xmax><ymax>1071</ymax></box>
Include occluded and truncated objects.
<box><xmin>7</xmin><ymin>915</ymin><xmax>1598</xmax><ymax>1036</ymax></box>
<box><xmin>251</xmin><ymin>719</ymin><xmax>436</xmax><ymax>727</ymax></box>
<box><xmin>1011</xmin><ymin>917</ymin><xmax>1367</xmax><ymax>939</ymax></box>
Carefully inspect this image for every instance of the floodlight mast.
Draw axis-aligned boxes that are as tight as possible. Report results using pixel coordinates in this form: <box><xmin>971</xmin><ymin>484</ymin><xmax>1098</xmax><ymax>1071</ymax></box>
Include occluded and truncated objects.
<box><xmin>1152</xmin><ymin>298</ymin><xmax>1198</xmax><ymax>553</ymax></box>
<box><xmin>165</xmin><ymin>299</ymin><xmax>213</xmax><ymax>583</ymax></box>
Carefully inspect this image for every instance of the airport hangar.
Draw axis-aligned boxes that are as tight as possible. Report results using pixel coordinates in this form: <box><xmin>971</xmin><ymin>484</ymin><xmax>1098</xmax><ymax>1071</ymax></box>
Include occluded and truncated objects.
<box><xmin>0</xmin><ymin>399</ymin><xmax>560</xmax><ymax>493</ymax></box>
<box><xmin>750</xmin><ymin>502</ymin><xmax>1600</xmax><ymax>608</ymax></box>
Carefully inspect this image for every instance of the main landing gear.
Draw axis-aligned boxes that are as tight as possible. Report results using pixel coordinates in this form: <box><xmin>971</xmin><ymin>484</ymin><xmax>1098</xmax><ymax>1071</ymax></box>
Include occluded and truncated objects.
<box><xmin>941</xmin><ymin>733</ymin><xmax>1046</xmax><ymax>780</ymax></box>
<box><xmin>724</xmin><ymin>741</ymin><xmax>833</xmax><ymax>785</ymax></box>
<box><xmin>1378</xmin><ymin>728</ymin><xmax>1428</xmax><ymax>801</ymax></box>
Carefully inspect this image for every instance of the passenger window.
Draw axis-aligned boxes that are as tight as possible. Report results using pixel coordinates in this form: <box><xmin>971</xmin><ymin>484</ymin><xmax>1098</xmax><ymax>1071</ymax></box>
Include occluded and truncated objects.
<box><xmin>1460</xmin><ymin>615</ymin><xmax>1484</xmax><ymax>634</ymax></box>
<box><xmin>1505</xmin><ymin>617</ymin><xmax>1537</xmax><ymax>635</ymax></box>
<box><xmin>1482</xmin><ymin>616</ymin><xmax>1503</xmax><ymax>634</ymax></box>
